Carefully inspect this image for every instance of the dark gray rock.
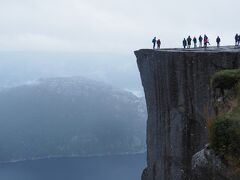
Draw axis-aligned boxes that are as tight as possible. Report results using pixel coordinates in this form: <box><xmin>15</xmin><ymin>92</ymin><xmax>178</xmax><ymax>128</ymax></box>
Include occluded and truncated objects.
<box><xmin>135</xmin><ymin>47</ymin><xmax>240</xmax><ymax>180</ymax></box>
<box><xmin>191</xmin><ymin>144</ymin><xmax>226</xmax><ymax>180</ymax></box>
<box><xmin>191</xmin><ymin>144</ymin><xmax>240</xmax><ymax>180</ymax></box>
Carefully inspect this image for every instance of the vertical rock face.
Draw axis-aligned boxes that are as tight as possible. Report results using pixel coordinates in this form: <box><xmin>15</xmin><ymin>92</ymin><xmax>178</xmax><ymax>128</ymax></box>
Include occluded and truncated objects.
<box><xmin>135</xmin><ymin>48</ymin><xmax>240</xmax><ymax>180</ymax></box>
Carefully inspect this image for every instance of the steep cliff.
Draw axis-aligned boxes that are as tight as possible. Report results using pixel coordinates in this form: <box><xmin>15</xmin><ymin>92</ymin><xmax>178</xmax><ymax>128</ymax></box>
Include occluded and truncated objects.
<box><xmin>135</xmin><ymin>47</ymin><xmax>240</xmax><ymax>180</ymax></box>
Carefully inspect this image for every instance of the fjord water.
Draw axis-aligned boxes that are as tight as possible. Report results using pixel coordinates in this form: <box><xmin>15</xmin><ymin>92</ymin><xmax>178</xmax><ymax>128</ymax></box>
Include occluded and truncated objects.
<box><xmin>0</xmin><ymin>153</ymin><xmax>145</xmax><ymax>180</ymax></box>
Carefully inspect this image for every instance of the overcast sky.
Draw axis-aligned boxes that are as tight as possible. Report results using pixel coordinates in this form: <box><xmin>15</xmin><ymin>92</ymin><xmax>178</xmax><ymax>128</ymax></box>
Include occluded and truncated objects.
<box><xmin>0</xmin><ymin>0</ymin><xmax>239</xmax><ymax>53</ymax></box>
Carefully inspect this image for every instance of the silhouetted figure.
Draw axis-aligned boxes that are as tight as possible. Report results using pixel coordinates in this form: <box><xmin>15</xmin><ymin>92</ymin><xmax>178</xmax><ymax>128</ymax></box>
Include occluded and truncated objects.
<box><xmin>199</xmin><ymin>35</ymin><xmax>203</xmax><ymax>47</ymax></box>
<box><xmin>193</xmin><ymin>37</ymin><xmax>197</xmax><ymax>48</ymax></box>
<box><xmin>235</xmin><ymin>34</ymin><xmax>238</xmax><ymax>46</ymax></box>
<box><xmin>204</xmin><ymin>35</ymin><xmax>210</xmax><ymax>48</ymax></box>
<box><xmin>238</xmin><ymin>35</ymin><xmax>240</xmax><ymax>46</ymax></box>
<box><xmin>235</xmin><ymin>34</ymin><xmax>239</xmax><ymax>46</ymax></box>
<box><xmin>216</xmin><ymin>36</ymin><xmax>221</xmax><ymax>47</ymax></box>
<box><xmin>187</xmin><ymin>36</ymin><xmax>192</xmax><ymax>48</ymax></box>
<box><xmin>152</xmin><ymin>37</ymin><xmax>156</xmax><ymax>49</ymax></box>
<box><xmin>183</xmin><ymin>38</ymin><xmax>187</xmax><ymax>49</ymax></box>
<box><xmin>157</xmin><ymin>39</ymin><xmax>161</xmax><ymax>49</ymax></box>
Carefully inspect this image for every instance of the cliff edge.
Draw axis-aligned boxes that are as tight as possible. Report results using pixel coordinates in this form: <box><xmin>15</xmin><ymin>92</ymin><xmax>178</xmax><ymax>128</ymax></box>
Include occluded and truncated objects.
<box><xmin>135</xmin><ymin>46</ymin><xmax>240</xmax><ymax>180</ymax></box>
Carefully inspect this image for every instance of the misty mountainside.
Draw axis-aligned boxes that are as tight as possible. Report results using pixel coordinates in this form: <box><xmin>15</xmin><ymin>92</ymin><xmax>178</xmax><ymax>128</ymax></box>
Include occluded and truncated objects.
<box><xmin>0</xmin><ymin>53</ymin><xmax>143</xmax><ymax>96</ymax></box>
<box><xmin>0</xmin><ymin>77</ymin><xmax>146</xmax><ymax>162</ymax></box>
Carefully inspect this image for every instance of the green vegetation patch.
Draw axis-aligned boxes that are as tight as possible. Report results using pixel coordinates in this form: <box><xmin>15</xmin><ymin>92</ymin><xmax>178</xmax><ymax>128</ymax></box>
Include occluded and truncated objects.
<box><xmin>210</xmin><ymin>69</ymin><xmax>240</xmax><ymax>167</ymax></box>
<box><xmin>210</xmin><ymin>109</ymin><xmax>240</xmax><ymax>166</ymax></box>
<box><xmin>211</xmin><ymin>69</ymin><xmax>240</xmax><ymax>90</ymax></box>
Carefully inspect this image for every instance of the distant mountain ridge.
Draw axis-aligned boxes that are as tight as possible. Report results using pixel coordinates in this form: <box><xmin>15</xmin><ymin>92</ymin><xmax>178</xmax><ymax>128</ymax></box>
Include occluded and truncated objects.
<box><xmin>0</xmin><ymin>76</ymin><xmax>146</xmax><ymax>162</ymax></box>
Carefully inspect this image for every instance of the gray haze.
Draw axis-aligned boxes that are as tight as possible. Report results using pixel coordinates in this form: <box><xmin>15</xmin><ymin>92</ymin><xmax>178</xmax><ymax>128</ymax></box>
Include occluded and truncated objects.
<box><xmin>0</xmin><ymin>0</ymin><xmax>239</xmax><ymax>52</ymax></box>
<box><xmin>0</xmin><ymin>1</ymin><xmax>237</xmax><ymax>179</ymax></box>
<box><xmin>0</xmin><ymin>52</ymin><xmax>143</xmax><ymax>96</ymax></box>
<box><xmin>0</xmin><ymin>77</ymin><xmax>146</xmax><ymax>162</ymax></box>
<box><xmin>0</xmin><ymin>0</ymin><xmax>239</xmax><ymax>94</ymax></box>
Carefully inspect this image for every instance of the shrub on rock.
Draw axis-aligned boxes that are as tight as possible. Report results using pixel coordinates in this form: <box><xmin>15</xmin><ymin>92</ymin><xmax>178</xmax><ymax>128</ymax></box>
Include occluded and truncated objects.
<box><xmin>210</xmin><ymin>112</ymin><xmax>240</xmax><ymax>166</ymax></box>
<box><xmin>210</xmin><ymin>69</ymin><xmax>240</xmax><ymax>167</ymax></box>
<box><xmin>211</xmin><ymin>69</ymin><xmax>240</xmax><ymax>90</ymax></box>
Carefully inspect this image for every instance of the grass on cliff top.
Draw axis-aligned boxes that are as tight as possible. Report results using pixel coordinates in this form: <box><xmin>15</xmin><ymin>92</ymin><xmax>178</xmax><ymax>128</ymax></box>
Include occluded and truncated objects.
<box><xmin>210</xmin><ymin>69</ymin><xmax>240</xmax><ymax>167</ymax></box>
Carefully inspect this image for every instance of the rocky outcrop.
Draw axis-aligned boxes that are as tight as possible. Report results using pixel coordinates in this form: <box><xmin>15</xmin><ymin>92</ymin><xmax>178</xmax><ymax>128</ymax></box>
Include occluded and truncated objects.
<box><xmin>135</xmin><ymin>47</ymin><xmax>240</xmax><ymax>180</ymax></box>
<box><xmin>191</xmin><ymin>144</ymin><xmax>226</xmax><ymax>180</ymax></box>
<box><xmin>192</xmin><ymin>144</ymin><xmax>240</xmax><ymax>180</ymax></box>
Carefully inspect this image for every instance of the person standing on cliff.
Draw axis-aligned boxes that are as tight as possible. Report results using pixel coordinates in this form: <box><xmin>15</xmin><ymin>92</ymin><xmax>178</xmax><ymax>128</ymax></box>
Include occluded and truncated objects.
<box><xmin>157</xmin><ymin>39</ymin><xmax>161</xmax><ymax>49</ymax></box>
<box><xmin>235</xmin><ymin>34</ymin><xmax>238</xmax><ymax>46</ymax></box>
<box><xmin>238</xmin><ymin>35</ymin><xmax>240</xmax><ymax>46</ymax></box>
<box><xmin>204</xmin><ymin>35</ymin><xmax>210</xmax><ymax>48</ymax></box>
<box><xmin>204</xmin><ymin>35</ymin><xmax>207</xmax><ymax>48</ymax></box>
<box><xmin>187</xmin><ymin>36</ymin><xmax>192</xmax><ymax>48</ymax></box>
<box><xmin>152</xmin><ymin>37</ymin><xmax>156</xmax><ymax>49</ymax></box>
<box><xmin>216</xmin><ymin>36</ymin><xmax>221</xmax><ymax>47</ymax></box>
<box><xmin>193</xmin><ymin>37</ymin><xmax>197</xmax><ymax>48</ymax></box>
<box><xmin>199</xmin><ymin>35</ymin><xmax>203</xmax><ymax>47</ymax></box>
<box><xmin>183</xmin><ymin>38</ymin><xmax>187</xmax><ymax>49</ymax></box>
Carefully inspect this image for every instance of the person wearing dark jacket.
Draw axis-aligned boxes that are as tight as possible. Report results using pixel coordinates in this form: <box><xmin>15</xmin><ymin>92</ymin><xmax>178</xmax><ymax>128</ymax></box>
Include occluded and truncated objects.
<box><xmin>152</xmin><ymin>37</ymin><xmax>156</xmax><ymax>49</ymax></box>
<box><xmin>235</xmin><ymin>34</ymin><xmax>238</xmax><ymax>46</ymax></box>
<box><xmin>216</xmin><ymin>36</ymin><xmax>221</xmax><ymax>47</ymax></box>
<box><xmin>199</xmin><ymin>35</ymin><xmax>203</xmax><ymax>47</ymax></box>
<box><xmin>183</xmin><ymin>38</ymin><xmax>187</xmax><ymax>49</ymax></box>
<box><xmin>187</xmin><ymin>36</ymin><xmax>192</xmax><ymax>48</ymax></box>
<box><xmin>157</xmin><ymin>39</ymin><xmax>161</xmax><ymax>49</ymax></box>
<box><xmin>193</xmin><ymin>37</ymin><xmax>197</xmax><ymax>48</ymax></box>
<box><xmin>238</xmin><ymin>35</ymin><xmax>240</xmax><ymax>46</ymax></box>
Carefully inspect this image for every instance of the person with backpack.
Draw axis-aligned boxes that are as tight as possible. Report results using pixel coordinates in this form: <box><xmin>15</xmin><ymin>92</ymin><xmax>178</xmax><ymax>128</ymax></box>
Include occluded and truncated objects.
<box><xmin>193</xmin><ymin>37</ymin><xmax>197</xmax><ymax>48</ymax></box>
<box><xmin>187</xmin><ymin>36</ymin><xmax>192</xmax><ymax>48</ymax></box>
<box><xmin>152</xmin><ymin>37</ymin><xmax>156</xmax><ymax>49</ymax></box>
<box><xmin>235</xmin><ymin>34</ymin><xmax>238</xmax><ymax>46</ymax></box>
<box><xmin>199</xmin><ymin>35</ymin><xmax>203</xmax><ymax>47</ymax></box>
<box><xmin>183</xmin><ymin>38</ymin><xmax>187</xmax><ymax>49</ymax></box>
<box><xmin>216</xmin><ymin>36</ymin><xmax>221</xmax><ymax>47</ymax></box>
<box><xmin>157</xmin><ymin>39</ymin><xmax>161</xmax><ymax>49</ymax></box>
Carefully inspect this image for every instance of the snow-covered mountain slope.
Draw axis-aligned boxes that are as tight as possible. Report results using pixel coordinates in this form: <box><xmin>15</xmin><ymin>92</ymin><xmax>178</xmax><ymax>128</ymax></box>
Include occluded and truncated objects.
<box><xmin>0</xmin><ymin>77</ymin><xmax>146</xmax><ymax>162</ymax></box>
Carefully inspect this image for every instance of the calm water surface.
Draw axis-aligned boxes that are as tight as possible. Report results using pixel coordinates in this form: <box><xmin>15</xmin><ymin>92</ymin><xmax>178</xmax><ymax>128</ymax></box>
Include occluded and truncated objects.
<box><xmin>0</xmin><ymin>153</ymin><xmax>145</xmax><ymax>180</ymax></box>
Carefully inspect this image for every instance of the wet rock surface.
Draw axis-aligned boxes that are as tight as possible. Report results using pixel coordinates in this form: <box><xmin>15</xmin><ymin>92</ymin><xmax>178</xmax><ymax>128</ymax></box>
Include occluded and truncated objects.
<box><xmin>135</xmin><ymin>46</ymin><xmax>240</xmax><ymax>180</ymax></box>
